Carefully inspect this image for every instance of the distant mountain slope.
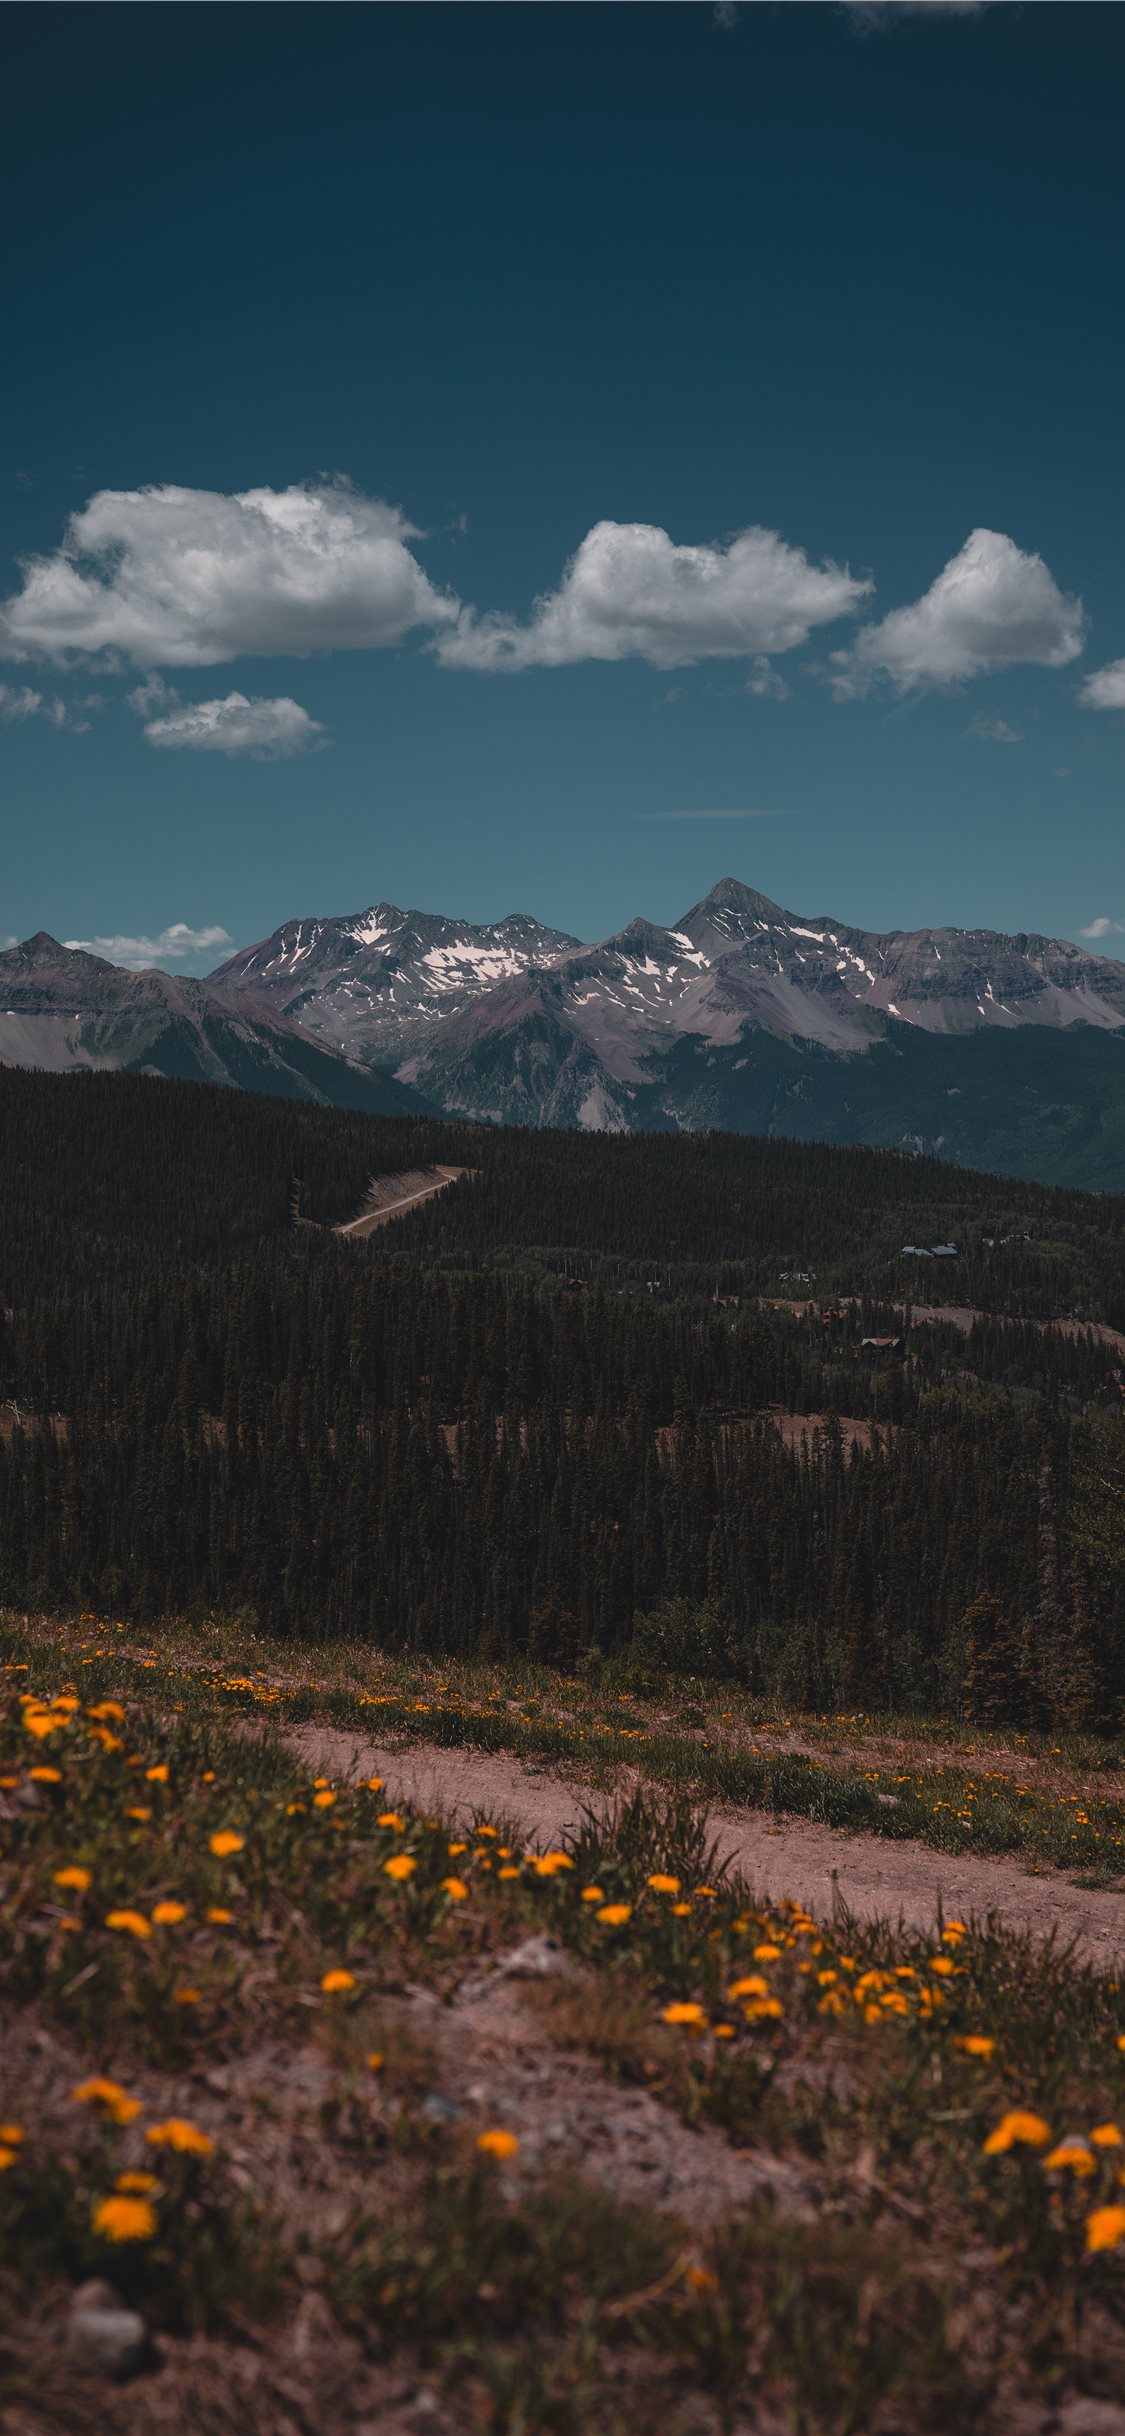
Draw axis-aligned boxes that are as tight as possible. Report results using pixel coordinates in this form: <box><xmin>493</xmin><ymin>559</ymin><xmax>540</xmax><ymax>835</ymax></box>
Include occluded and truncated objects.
<box><xmin>207</xmin><ymin>878</ymin><xmax>1125</xmax><ymax>1183</ymax></box>
<box><xmin>0</xmin><ymin>934</ymin><xmax>426</xmax><ymax>1114</ymax></box>
<box><xmin>210</xmin><ymin>902</ymin><xmax>579</xmax><ymax>1065</ymax></box>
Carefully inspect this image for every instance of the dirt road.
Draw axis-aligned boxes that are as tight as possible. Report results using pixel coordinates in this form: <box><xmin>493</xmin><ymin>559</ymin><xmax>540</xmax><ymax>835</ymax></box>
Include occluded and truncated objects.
<box><xmin>287</xmin><ymin>1727</ymin><xmax>1125</xmax><ymax>1969</ymax></box>
<box><xmin>336</xmin><ymin>1165</ymin><xmax>466</xmax><ymax>1238</ymax></box>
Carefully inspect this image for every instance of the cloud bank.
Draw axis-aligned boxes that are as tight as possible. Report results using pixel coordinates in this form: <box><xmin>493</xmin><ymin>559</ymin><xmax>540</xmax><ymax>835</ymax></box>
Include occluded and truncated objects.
<box><xmin>830</xmin><ymin>529</ymin><xmax>1085</xmax><ymax>696</ymax></box>
<box><xmin>1079</xmin><ymin>917</ymin><xmax>1125</xmax><ymax>941</ymax></box>
<box><xmin>63</xmin><ymin>923</ymin><xmax>234</xmax><ymax>971</ymax></box>
<box><xmin>0</xmin><ymin>481</ymin><xmax>459</xmax><ymax>669</ymax></box>
<box><xmin>136</xmin><ymin>687</ymin><xmax>325</xmax><ymax>758</ymax></box>
<box><xmin>437</xmin><ymin>520</ymin><xmax>871</xmax><ymax>672</ymax></box>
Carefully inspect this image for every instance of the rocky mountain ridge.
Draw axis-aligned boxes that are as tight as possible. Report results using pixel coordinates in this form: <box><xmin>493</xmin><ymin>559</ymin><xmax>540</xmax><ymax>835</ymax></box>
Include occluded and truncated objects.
<box><xmin>0</xmin><ymin>932</ymin><xmax>423</xmax><ymax>1114</ymax></box>
<box><xmin>210</xmin><ymin>878</ymin><xmax>1125</xmax><ymax>1144</ymax></box>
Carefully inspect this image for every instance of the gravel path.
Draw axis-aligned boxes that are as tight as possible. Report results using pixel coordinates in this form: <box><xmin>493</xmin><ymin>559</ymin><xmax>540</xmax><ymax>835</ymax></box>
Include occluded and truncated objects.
<box><xmin>287</xmin><ymin>1728</ymin><xmax>1125</xmax><ymax>1968</ymax></box>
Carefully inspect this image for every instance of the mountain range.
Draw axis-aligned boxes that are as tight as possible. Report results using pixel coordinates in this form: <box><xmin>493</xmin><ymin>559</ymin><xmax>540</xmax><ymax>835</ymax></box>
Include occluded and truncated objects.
<box><xmin>0</xmin><ymin>931</ymin><xmax>419</xmax><ymax>1114</ymax></box>
<box><xmin>211</xmin><ymin>878</ymin><xmax>1125</xmax><ymax>1185</ymax></box>
<box><xmin>7</xmin><ymin>881</ymin><xmax>1125</xmax><ymax>1186</ymax></box>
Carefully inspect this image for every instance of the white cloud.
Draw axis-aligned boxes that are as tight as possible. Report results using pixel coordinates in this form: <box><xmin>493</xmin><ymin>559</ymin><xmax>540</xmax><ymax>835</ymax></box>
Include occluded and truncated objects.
<box><xmin>0</xmin><ymin>680</ymin><xmax>91</xmax><ymax>729</ymax></box>
<box><xmin>137</xmin><ymin>689</ymin><xmax>325</xmax><ymax>759</ymax></box>
<box><xmin>968</xmin><ymin>712</ymin><xmax>1021</xmax><ymax>743</ymax></box>
<box><xmin>1079</xmin><ymin>917</ymin><xmax>1125</xmax><ymax>941</ymax></box>
<box><xmin>63</xmin><ymin>923</ymin><xmax>234</xmax><ymax>972</ymax></box>
<box><xmin>1080</xmin><ymin>659</ymin><xmax>1125</xmax><ymax>713</ymax></box>
<box><xmin>844</xmin><ymin>1</ymin><xmax>986</xmax><ymax>24</ymax></box>
<box><xmin>0</xmin><ymin>681</ymin><xmax>44</xmax><ymax>721</ymax></box>
<box><xmin>0</xmin><ymin>480</ymin><xmax>459</xmax><ymax>669</ymax></box>
<box><xmin>746</xmin><ymin>656</ymin><xmax>791</xmax><ymax>700</ymax></box>
<box><xmin>829</xmin><ymin>529</ymin><xmax>1085</xmax><ymax>697</ymax></box>
<box><xmin>436</xmin><ymin>519</ymin><xmax>871</xmax><ymax>673</ymax></box>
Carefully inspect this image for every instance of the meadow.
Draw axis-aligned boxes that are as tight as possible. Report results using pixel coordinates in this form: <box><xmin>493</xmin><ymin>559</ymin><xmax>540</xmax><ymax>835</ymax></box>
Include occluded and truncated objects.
<box><xmin>3</xmin><ymin>1611</ymin><xmax>1125</xmax><ymax>2434</ymax></box>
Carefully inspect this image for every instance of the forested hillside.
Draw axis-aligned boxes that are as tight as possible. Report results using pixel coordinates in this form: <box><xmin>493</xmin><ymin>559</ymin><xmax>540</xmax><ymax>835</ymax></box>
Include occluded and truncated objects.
<box><xmin>3</xmin><ymin>1067</ymin><xmax>1125</xmax><ymax>1725</ymax></box>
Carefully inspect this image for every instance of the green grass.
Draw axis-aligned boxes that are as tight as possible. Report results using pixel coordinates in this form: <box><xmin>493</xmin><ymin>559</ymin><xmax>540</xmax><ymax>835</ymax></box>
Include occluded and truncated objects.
<box><xmin>9</xmin><ymin>1608</ymin><xmax>1125</xmax><ymax>1881</ymax></box>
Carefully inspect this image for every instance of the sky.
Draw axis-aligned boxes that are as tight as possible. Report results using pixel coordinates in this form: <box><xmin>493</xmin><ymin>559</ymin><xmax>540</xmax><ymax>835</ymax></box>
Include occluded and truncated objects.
<box><xmin>2</xmin><ymin>0</ymin><xmax>1125</xmax><ymax>971</ymax></box>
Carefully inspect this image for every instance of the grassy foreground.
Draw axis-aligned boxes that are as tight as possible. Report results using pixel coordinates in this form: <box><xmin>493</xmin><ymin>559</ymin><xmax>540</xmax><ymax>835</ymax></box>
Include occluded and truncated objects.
<box><xmin>2</xmin><ymin>1619</ymin><xmax>1125</xmax><ymax>2430</ymax></box>
<box><xmin>9</xmin><ymin>1608</ymin><xmax>1125</xmax><ymax>1882</ymax></box>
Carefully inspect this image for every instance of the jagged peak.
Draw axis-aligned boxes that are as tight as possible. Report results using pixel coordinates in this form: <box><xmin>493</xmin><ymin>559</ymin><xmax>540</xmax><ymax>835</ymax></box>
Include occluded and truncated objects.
<box><xmin>681</xmin><ymin>876</ymin><xmax>790</xmax><ymax>926</ymax></box>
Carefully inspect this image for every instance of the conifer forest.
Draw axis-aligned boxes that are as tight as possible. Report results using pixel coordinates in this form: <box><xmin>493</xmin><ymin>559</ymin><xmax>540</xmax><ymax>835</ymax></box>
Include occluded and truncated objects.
<box><xmin>3</xmin><ymin>1065</ymin><xmax>1124</xmax><ymax>1728</ymax></box>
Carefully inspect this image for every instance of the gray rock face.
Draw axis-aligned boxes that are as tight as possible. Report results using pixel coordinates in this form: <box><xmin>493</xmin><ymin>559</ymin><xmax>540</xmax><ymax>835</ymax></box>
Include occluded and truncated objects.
<box><xmin>208</xmin><ymin>878</ymin><xmax>1125</xmax><ymax>1160</ymax></box>
<box><xmin>211</xmin><ymin>902</ymin><xmax>580</xmax><ymax>1067</ymax></box>
<box><xmin>65</xmin><ymin>2280</ymin><xmax>153</xmax><ymax>2378</ymax></box>
<box><xmin>0</xmin><ymin>934</ymin><xmax>425</xmax><ymax>1114</ymax></box>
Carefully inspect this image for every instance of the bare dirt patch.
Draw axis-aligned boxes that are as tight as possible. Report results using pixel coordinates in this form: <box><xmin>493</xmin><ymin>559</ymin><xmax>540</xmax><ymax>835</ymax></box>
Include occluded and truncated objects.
<box><xmin>767</xmin><ymin>1412</ymin><xmax>880</xmax><ymax>1453</ymax></box>
<box><xmin>287</xmin><ymin>1726</ymin><xmax>1125</xmax><ymax>1969</ymax></box>
<box><xmin>336</xmin><ymin>1166</ymin><xmax>467</xmax><ymax>1238</ymax></box>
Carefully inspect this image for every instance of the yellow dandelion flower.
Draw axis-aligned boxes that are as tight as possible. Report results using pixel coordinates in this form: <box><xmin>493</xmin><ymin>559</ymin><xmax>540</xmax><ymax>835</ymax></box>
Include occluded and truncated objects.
<box><xmin>661</xmin><ymin>2001</ymin><xmax>708</xmax><ymax>2027</ymax></box>
<box><xmin>54</xmin><ymin>1866</ymin><xmax>92</xmax><ymax>1893</ymax></box>
<box><xmin>477</xmin><ymin>2128</ymin><xmax>520</xmax><ymax>2160</ymax></box>
<box><xmin>145</xmin><ymin>1765</ymin><xmax>169</xmax><ymax>1784</ymax></box>
<box><xmin>727</xmin><ymin>1976</ymin><xmax>769</xmax><ymax>2001</ymax></box>
<box><xmin>753</xmin><ymin>1943</ymin><xmax>781</xmax><ymax>1962</ymax></box>
<box><xmin>671</xmin><ymin>1901</ymin><xmax>693</xmax><ymax>1916</ymax></box>
<box><xmin>377</xmin><ymin>1811</ymin><xmax>406</xmax><ymax>1831</ymax></box>
<box><xmin>29</xmin><ymin>1765</ymin><xmax>62</xmax><ymax>1784</ymax></box>
<box><xmin>1092</xmin><ymin>2124</ymin><xmax>1123</xmax><ymax>2148</ymax></box>
<box><xmin>713</xmin><ymin>2023</ymin><xmax>736</xmax><ymax>2040</ymax></box>
<box><xmin>0</xmin><ymin>2125</ymin><xmax>23</xmax><ymax>2144</ymax></box>
<box><xmin>320</xmin><ymin>1969</ymin><xmax>357</xmax><ymax>1994</ymax></box>
<box><xmin>694</xmin><ymin>1886</ymin><xmax>718</xmax><ymax>1899</ymax></box>
<box><xmin>73</xmin><ymin>2078</ymin><xmax>141</xmax><ymax>2125</ymax></box>
<box><xmin>93</xmin><ymin>2195</ymin><xmax>155</xmax><ymax>2242</ymax></box>
<box><xmin>173</xmin><ymin>1987</ymin><xmax>201</xmax><ymax>2005</ymax></box>
<box><xmin>448</xmin><ymin>1842</ymin><xmax>468</xmax><ymax>1856</ymax></box>
<box><xmin>441</xmin><ymin>1877</ymin><xmax>469</xmax><ymax>1901</ymax></box>
<box><xmin>87</xmin><ymin>1701</ymin><xmax>125</xmax><ymax>1724</ymax></box>
<box><xmin>532</xmin><ymin>1852</ymin><xmax>574</xmax><ymax>1877</ymax></box>
<box><xmin>207</xmin><ymin>1906</ymin><xmax>233</xmax><ymax>1924</ymax></box>
<box><xmin>123</xmin><ymin>1807</ymin><xmax>151</xmax><ymax>1823</ymax></box>
<box><xmin>150</xmin><ymin>1901</ymin><xmax>187</xmax><ymax>1927</ymax></box>
<box><xmin>209</xmin><ymin>1831</ymin><xmax>244</xmax><ymax>1858</ymax></box>
<box><xmin>743</xmin><ymin>1996</ymin><xmax>784</xmax><ymax>2022</ymax></box>
<box><xmin>954</xmin><ymin>2035</ymin><xmax>995</xmax><ymax>2059</ymax></box>
<box><xmin>581</xmin><ymin>1886</ymin><xmax>606</xmax><ymax>1903</ymax></box>
<box><xmin>647</xmin><ymin>1874</ymin><xmax>681</xmax><ymax>1896</ymax></box>
<box><xmin>24</xmin><ymin>1710</ymin><xmax>66</xmax><ymax>1740</ymax></box>
<box><xmin>105</xmin><ymin>1909</ymin><xmax>152</xmax><ymax>1939</ymax></box>
<box><xmin>476</xmin><ymin>1826</ymin><xmax>498</xmax><ymax>1839</ymax></box>
<box><xmin>313</xmin><ymin>1790</ymin><xmax>336</xmax><ymax>1809</ymax></box>
<box><xmin>384</xmin><ymin>1854</ymin><xmax>416</xmax><ymax>1881</ymax></box>
<box><xmin>942</xmin><ymin>1922</ymin><xmax>968</xmax><ymax>1942</ymax></box>
<box><xmin>0</xmin><ymin>2146</ymin><xmax>19</xmax><ymax>2172</ymax></box>
<box><xmin>366</xmin><ymin>2052</ymin><xmax>384</xmax><ymax>2072</ymax></box>
<box><xmin>498</xmin><ymin>1865</ymin><xmax>520</xmax><ymax>1880</ymax></box>
<box><xmin>145</xmin><ymin>2117</ymin><xmax>214</xmax><ymax>2157</ymax></box>
<box><xmin>115</xmin><ymin>2171</ymin><xmax>158</xmax><ymax>2194</ymax></box>
<box><xmin>685</xmin><ymin>2264</ymin><xmax>718</xmax><ymax>2292</ymax></box>
<box><xmin>1044</xmin><ymin>2142</ymin><xmax>1096</xmax><ymax>2177</ymax></box>
<box><xmin>596</xmin><ymin>1904</ymin><xmax>632</xmax><ymax>1926</ymax></box>
<box><xmin>983</xmin><ymin>2111</ymin><xmax>1051</xmax><ymax>2155</ymax></box>
<box><xmin>930</xmin><ymin>1956</ymin><xmax>957</xmax><ymax>1977</ymax></box>
<box><xmin>1086</xmin><ymin>2206</ymin><xmax>1125</xmax><ymax>2254</ymax></box>
<box><xmin>362</xmin><ymin>1777</ymin><xmax>385</xmax><ymax>1791</ymax></box>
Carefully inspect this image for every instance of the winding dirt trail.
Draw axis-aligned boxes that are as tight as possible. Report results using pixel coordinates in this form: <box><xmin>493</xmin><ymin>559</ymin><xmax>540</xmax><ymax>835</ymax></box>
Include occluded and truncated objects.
<box><xmin>287</xmin><ymin>1728</ymin><xmax>1125</xmax><ymax>1969</ymax></box>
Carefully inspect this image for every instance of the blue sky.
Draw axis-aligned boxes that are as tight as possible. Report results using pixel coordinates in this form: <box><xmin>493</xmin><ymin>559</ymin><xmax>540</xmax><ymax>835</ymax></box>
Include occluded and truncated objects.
<box><xmin>2</xmin><ymin>0</ymin><xmax>1125</xmax><ymax>969</ymax></box>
